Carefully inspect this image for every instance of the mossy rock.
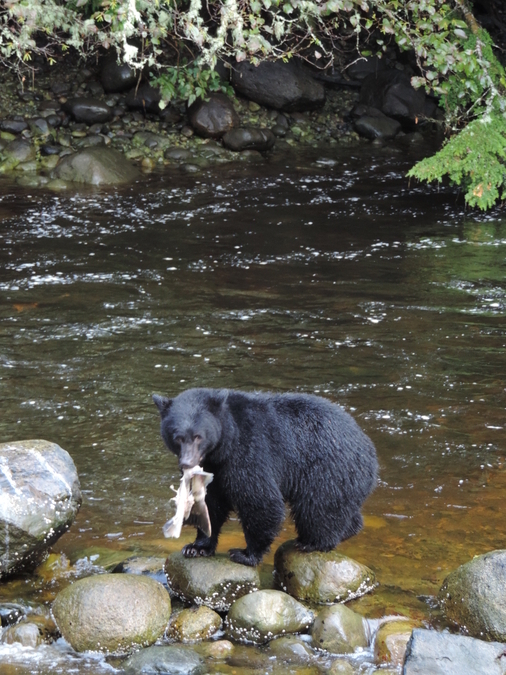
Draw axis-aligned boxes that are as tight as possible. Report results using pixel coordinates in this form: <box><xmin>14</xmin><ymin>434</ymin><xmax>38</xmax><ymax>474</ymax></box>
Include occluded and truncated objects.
<box><xmin>167</xmin><ymin>605</ymin><xmax>222</xmax><ymax>642</ymax></box>
<box><xmin>374</xmin><ymin>619</ymin><xmax>418</xmax><ymax>666</ymax></box>
<box><xmin>311</xmin><ymin>604</ymin><xmax>367</xmax><ymax>654</ymax></box>
<box><xmin>274</xmin><ymin>540</ymin><xmax>376</xmax><ymax>604</ymax></box>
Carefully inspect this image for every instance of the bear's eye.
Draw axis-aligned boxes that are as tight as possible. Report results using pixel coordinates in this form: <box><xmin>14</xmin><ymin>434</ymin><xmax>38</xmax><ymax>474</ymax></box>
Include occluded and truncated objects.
<box><xmin>194</xmin><ymin>434</ymin><xmax>202</xmax><ymax>442</ymax></box>
<box><xmin>174</xmin><ymin>436</ymin><xmax>183</xmax><ymax>445</ymax></box>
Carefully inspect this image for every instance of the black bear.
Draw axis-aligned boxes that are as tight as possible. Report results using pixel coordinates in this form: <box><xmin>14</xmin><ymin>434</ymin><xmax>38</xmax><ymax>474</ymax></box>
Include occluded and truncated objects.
<box><xmin>154</xmin><ymin>388</ymin><xmax>378</xmax><ymax>566</ymax></box>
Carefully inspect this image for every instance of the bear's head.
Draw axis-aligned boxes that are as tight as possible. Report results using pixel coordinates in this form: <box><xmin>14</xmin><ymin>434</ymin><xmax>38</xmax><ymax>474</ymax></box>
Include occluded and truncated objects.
<box><xmin>153</xmin><ymin>389</ymin><xmax>223</xmax><ymax>470</ymax></box>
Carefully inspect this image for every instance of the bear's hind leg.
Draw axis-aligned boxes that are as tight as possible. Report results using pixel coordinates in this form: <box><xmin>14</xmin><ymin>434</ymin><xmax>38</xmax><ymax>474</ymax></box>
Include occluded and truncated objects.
<box><xmin>295</xmin><ymin>510</ymin><xmax>363</xmax><ymax>552</ymax></box>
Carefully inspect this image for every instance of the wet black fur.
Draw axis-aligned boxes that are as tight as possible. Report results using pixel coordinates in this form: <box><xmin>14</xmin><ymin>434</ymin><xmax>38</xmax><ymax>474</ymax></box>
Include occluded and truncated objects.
<box><xmin>154</xmin><ymin>388</ymin><xmax>378</xmax><ymax>566</ymax></box>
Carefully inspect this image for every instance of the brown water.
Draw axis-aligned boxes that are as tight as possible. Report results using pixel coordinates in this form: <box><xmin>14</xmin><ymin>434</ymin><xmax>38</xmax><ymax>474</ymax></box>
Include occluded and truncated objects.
<box><xmin>0</xmin><ymin>146</ymin><xmax>505</xmax><ymax>673</ymax></box>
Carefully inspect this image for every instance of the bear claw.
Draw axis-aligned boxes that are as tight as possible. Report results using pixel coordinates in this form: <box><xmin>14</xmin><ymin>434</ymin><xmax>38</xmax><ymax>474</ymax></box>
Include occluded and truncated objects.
<box><xmin>182</xmin><ymin>543</ymin><xmax>215</xmax><ymax>557</ymax></box>
<box><xmin>229</xmin><ymin>548</ymin><xmax>260</xmax><ymax>566</ymax></box>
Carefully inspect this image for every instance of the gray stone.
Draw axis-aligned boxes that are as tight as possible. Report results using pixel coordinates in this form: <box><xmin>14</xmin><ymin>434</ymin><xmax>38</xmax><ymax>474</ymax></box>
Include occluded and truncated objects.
<box><xmin>164</xmin><ymin>552</ymin><xmax>260</xmax><ymax>611</ymax></box>
<box><xmin>166</xmin><ymin>605</ymin><xmax>222</xmax><ymax>642</ymax></box>
<box><xmin>439</xmin><ymin>549</ymin><xmax>506</xmax><ymax>641</ymax></box>
<box><xmin>125</xmin><ymin>83</ymin><xmax>161</xmax><ymax>114</ymax></box>
<box><xmin>123</xmin><ymin>645</ymin><xmax>204</xmax><ymax>675</ymax></box>
<box><xmin>164</xmin><ymin>147</ymin><xmax>194</xmax><ymax>161</ymax></box>
<box><xmin>53</xmin><ymin>147</ymin><xmax>140</xmax><ymax>185</ymax></box>
<box><xmin>188</xmin><ymin>93</ymin><xmax>239</xmax><ymax>139</ymax></box>
<box><xmin>52</xmin><ymin>573</ymin><xmax>172</xmax><ymax>653</ymax></box>
<box><xmin>0</xmin><ymin>622</ymin><xmax>42</xmax><ymax>648</ymax></box>
<box><xmin>225</xmin><ymin>589</ymin><xmax>313</xmax><ymax>644</ymax></box>
<box><xmin>267</xmin><ymin>635</ymin><xmax>315</xmax><ymax>662</ymax></box>
<box><xmin>354</xmin><ymin>115</ymin><xmax>401</xmax><ymax>140</ymax></box>
<box><xmin>63</xmin><ymin>98</ymin><xmax>113</xmax><ymax>125</ymax></box>
<box><xmin>222</xmin><ymin>128</ymin><xmax>275</xmax><ymax>152</ymax></box>
<box><xmin>29</xmin><ymin>117</ymin><xmax>50</xmax><ymax>136</ymax></box>
<box><xmin>274</xmin><ymin>540</ymin><xmax>376</xmax><ymax>604</ymax></box>
<box><xmin>403</xmin><ymin>628</ymin><xmax>506</xmax><ymax>675</ymax></box>
<box><xmin>231</xmin><ymin>59</ymin><xmax>325</xmax><ymax>112</ymax></box>
<box><xmin>311</xmin><ymin>605</ymin><xmax>368</xmax><ymax>654</ymax></box>
<box><xmin>3</xmin><ymin>140</ymin><xmax>36</xmax><ymax>165</ymax></box>
<box><xmin>0</xmin><ymin>119</ymin><xmax>28</xmax><ymax>134</ymax></box>
<box><xmin>0</xmin><ymin>439</ymin><xmax>81</xmax><ymax>578</ymax></box>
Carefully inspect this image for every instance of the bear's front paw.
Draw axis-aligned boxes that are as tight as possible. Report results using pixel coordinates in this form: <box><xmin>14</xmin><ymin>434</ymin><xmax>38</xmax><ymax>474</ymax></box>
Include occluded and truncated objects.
<box><xmin>229</xmin><ymin>548</ymin><xmax>261</xmax><ymax>566</ymax></box>
<box><xmin>182</xmin><ymin>542</ymin><xmax>215</xmax><ymax>558</ymax></box>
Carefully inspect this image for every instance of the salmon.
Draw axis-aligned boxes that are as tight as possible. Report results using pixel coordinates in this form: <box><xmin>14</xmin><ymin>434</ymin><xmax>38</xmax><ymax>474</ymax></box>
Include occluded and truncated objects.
<box><xmin>163</xmin><ymin>467</ymin><xmax>213</xmax><ymax>538</ymax></box>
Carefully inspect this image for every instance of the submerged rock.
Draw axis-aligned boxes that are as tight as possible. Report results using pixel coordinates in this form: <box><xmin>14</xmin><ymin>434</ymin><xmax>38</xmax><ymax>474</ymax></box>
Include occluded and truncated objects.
<box><xmin>123</xmin><ymin>644</ymin><xmax>203</xmax><ymax>675</ymax></box>
<box><xmin>311</xmin><ymin>604</ymin><xmax>368</xmax><ymax>654</ymax></box>
<box><xmin>63</xmin><ymin>98</ymin><xmax>113</xmax><ymax>125</ymax></box>
<box><xmin>438</xmin><ymin>549</ymin><xmax>506</xmax><ymax>641</ymax></box>
<box><xmin>113</xmin><ymin>555</ymin><xmax>167</xmax><ymax>585</ymax></box>
<box><xmin>403</xmin><ymin>628</ymin><xmax>506</xmax><ymax>675</ymax></box>
<box><xmin>274</xmin><ymin>540</ymin><xmax>376</xmax><ymax>604</ymax></box>
<box><xmin>0</xmin><ymin>622</ymin><xmax>42</xmax><ymax>648</ymax></box>
<box><xmin>164</xmin><ymin>552</ymin><xmax>260</xmax><ymax>611</ymax></box>
<box><xmin>225</xmin><ymin>589</ymin><xmax>313</xmax><ymax>644</ymax></box>
<box><xmin>52</xmin><ymin>573</ymin><xmax>172</xmax><ymax>653</ymax></box>
<box><xmin>167</xmin><ymin>605</ymin><xmax>222</xmax><ymax>642</ymax></box>
<box><xmin>374</xmin><ymin>619</ymin><xmax>417</xmax><ymax>667</ymax></box>
<box><xmin>0</xmin><ymin>439</ymin><xmax>81</xmax><ymax>578</ymax></box>
<box><xmin>231</xmin><ymin>60</ymin><xmax>325</xmax><ymax>112</ymax></box>
<box><xmin>53</xmin><ymin>147</ymin><xmax>140</xmax><ymax>185</ymax></box>
<box><xmin>267</xmin><ymin>635</ymin><xmax>315</xmax><ymax>663</ymax></box>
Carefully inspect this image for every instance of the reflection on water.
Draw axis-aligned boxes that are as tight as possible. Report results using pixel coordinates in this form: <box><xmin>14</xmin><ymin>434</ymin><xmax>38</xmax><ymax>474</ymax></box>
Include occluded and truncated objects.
<box><xmin>0</xmin><ymin>146</ymin><xmax>505</xmax><ymax>672</ymax></box>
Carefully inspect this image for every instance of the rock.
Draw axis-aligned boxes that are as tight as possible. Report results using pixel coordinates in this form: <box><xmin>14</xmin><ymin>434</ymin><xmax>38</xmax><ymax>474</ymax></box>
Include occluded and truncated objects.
<box><xmin>231</xmin><ymin>60</ymin><xmax>325</xmax><ymax>112</ymax></box>
<box><xmin>354</xmin><ymin>114</ymin><xmax>401</xmax><ymax>140</ymax></box>
<box><xmin>0</xmin><ymin>440</ymin><xmax>81</xmax><ymax>578</ymax></box>
<box><xmin>29</xmin><ymin>117</ymin><xmax>50</xmax><ymax>136</ymax></box>
<box><xmin>346</xmin><ymin>56</ymin><xmax>387</xmax><ymax>81</ymax></box>
<box><xmin>132</xmin><ymin>131</ymin><xmax>171</xmax><ymax>150</ymax></box>
<box><xmin>0</xmin><ymin>622</ymin><xmax>42</xmax><ymax>648</ymax></box>
<box><xmin>274</xmin><ymin>540</ymin><xmax>376</xmax><ymax>604</ymax></box>
<box><xmin>311</xmin><ymin>605</ymin><xmax>368</xmax><ymax>654</ymax></box>
<box><xmin>113</xmin><ymin>555</ymin><xmax>167</xmax><ymax>585</ymax></box>
<box><xmin>53</xmin><ymin>147</ymin><xmax>140</xmax><ymax>185</ymax></box>
<box><xmin>358</xmin><ymin>70</ymin><xmax>435</xmax><ymax>129</ymax></box>
<box><xmin>0</xmin><ymin>604</ymin><xmax>25</xmax><ymax>627</ymax></box>
<box><xmin>374</xmin><ymin>619</ymin><xmax>417</xmax><ymax>667</ymax></box>
<box><xmin>194</xmin><ymin>639</ymin><xmax>234</xmax><ymax>659</ymax></box>
<box><xmin>188</xmin><ymin>93</ymin><xmax>239</xmax><ymax>139</ymax></box>
<box><xmin>222</xmin><ymin>128</ymin><xmax>275</xmax><ymax>152</ymax></box>
<box><xmin>328</xmin><ymin>661</ymin><xmax>356</xmax><ymax>675</ymax></box>
<box><xmin>167</xmin><ymin>605</ymin><xmax>222</xmax><ymax>642</ymax></box>
<box><xmin>268</xmin><ymin>635</ymin><xmax>315</xmax><ymax>662</ymax></box>
<box><xmin>100</xmin><ymin>57</ymin><xmax>138</xmax><ymax>93</ymax></box>
<box><xmin>123</xmin><ymin>645</ymin><xmax>204</xmax><ymax>675</ymax></box>
<box><xmin>52</xmin><ymin>573</ymin><xmax>172</xmax><ymax>653</ymax></box>
<box><xmin>164</xmin><ymin>147</ymin><xmax>194</xmax><ymax>161</ymax></box>
<box><xmin>63</xmin><ymin>98</ymin><xmax>113</xmax><ymax>125</ymax></box>
<box><xmin>2</xmin><ymin>140</ymin><xmax>36</xmax><ymax>166</ymax></box>
<box><xmin>0</xmin><ymin>119</ymin><xmax>28</xmax><ymax>134</ymax></box>
<box><xmin>165</xmin><ymin>552</ymin><xmax>260</xmax><ymax>611</ymax></box>
<box><xmin>225</xmin><ymin>589</ymin><xmax>313</xmax><ymax>644</ymax></box>
<box><xmin>159</xmin><ymin>105</ymin><xmax>182</xmax><ymax>125</ymax></box>
<box><xmin>438</xmin><ymin>549</ymin><xmax>506</xmax><ymax>641</ymax></box>
<box><xmin>125</xmin><ymin>83</ymin><xmax>161</xmax><ymax>114</ymax></box>
<box><xmin>403</xmin><ymin>628</ymin><xmax>506</xmax><ymax>675</ymax></box>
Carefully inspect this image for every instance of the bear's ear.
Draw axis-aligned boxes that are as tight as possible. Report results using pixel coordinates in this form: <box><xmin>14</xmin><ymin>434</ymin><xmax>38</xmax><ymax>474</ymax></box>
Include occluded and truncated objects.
<box><xmin>152</xmin><ymin>395</ymin><xmax>173</xmax><ymax>416</ymax></box>
<box><xmin>207</xmin><ymin>395</ymin><xmax>224</xmax><ymax>415</ymax></box>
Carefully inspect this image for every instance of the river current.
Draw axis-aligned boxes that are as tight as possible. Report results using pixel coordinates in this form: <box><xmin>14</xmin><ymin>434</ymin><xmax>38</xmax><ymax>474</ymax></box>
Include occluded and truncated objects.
<box><xmin>1</xmin><ymin>145</ymin><xmax>505</xmax><ymax>673</ymax></box>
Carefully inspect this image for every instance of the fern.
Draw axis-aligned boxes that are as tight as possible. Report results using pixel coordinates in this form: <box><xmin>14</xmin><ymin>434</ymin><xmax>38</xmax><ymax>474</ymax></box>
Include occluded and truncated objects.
<box><xmin>408</xmin><ymin>112</ymin><xmax>506</xmax><ymax>210</ymax></box>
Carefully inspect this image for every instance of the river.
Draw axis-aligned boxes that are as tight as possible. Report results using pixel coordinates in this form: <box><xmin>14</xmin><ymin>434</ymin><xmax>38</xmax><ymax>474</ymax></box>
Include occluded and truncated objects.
<box><xmin>1</xmin><ymin>145</ymin><xmax>505</xmax><ymax>673</ymax></box>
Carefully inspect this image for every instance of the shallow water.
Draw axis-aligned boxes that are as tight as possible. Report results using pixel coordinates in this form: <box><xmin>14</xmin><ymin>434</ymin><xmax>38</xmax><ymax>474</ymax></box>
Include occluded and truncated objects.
<box><xmin>0</xmin><ymin>145</ymin><xmax>505</xmax><ymax>673</ymax></box>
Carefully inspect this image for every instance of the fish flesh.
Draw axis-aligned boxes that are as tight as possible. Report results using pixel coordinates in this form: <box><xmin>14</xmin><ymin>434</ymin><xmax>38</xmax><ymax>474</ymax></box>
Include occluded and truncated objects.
<box><xmin>163</xmin><ymin>467</ymin><xmax>213</xmax><ymax>539</ymax></box>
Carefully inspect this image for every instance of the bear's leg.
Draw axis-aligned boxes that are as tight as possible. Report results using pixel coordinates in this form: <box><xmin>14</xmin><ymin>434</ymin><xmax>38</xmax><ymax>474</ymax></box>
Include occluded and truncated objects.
<box><xmin>229</xmin><ymin>491</ymin><xmax>286</xmax><ymax>566</ymax></box>
<box><xmin>294</xmin><ymin>508</ymin><xmax>363</xmax><ymax>552</ymax></box>
<box><xmin>182</xmin><ymin>484</ymin><xmax>230</xmax><ymax>558</ymax></box>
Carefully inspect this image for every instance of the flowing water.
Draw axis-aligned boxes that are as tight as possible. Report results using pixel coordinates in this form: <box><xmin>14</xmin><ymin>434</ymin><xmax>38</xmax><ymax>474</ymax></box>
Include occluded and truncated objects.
<box><xmin>0</xmin><ymin>145</ymin><xmax>505</xmax><ymax>673</ymax></box>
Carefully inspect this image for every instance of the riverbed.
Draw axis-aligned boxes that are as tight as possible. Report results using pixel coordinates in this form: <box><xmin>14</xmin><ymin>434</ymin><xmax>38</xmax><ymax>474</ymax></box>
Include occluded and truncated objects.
<box><xmin>1</xmin><ymin>145</ymin><xmax>505</xmax><ymax>673</ymax></box>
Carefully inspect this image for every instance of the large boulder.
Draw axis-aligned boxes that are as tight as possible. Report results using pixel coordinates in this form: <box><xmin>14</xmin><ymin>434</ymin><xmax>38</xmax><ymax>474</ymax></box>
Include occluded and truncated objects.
<box><xmin>222</xmin><ymin>128</ymin><xmax>275</xmax><ymax>152</ymax></box>
<box><xmin>164</xmin><ymin>552</ymin><xmax>260</xmax><ymax>611</ymax></box>
<box><xmin>123</xmin><ymin>645</ymin><xmax>204</xmax><ymax>675</ymax></box>
<box><xmin>358</xmin><ymin>70</ymin><xmax>436</xmax><ymax>129</ymax></box>
<box><xmin>438</xmin><ymin>549</ymin><xmax>506</xmax><ymax>641</ymax></box>
<box><xmin>125</xmin><ymin>83</ymin><xmax>161</xmax><ymax>114</ymax></box>
<box><xmin>311</xmin><ymin>604</ymin><xmax>368</xmax><ymax>654</ymax></box>
<box><xmin>0</xmin><ymin>439</ymin><xmax>81</xmax><ymax>578</ymax></box>
<box><xmin>354</xmin><ymin>110</ymin><xmax>401</xmax><ymax>140</ymax></box>
<box><xmin>53</xmin><ymin>147</ymin><xmax>140</xmax><ymax>185</ymax></box>
<box><xmin>274</xmin><ymin>540</ymin><xmax>376</xmax><ymax>604</ymax></box>
<box><xmin>225</xmin><ymin>589</ymin><xmax>313</xmax><ymax>644</ymax></box>
<box><xmin>188</xmin><ymin>93</ymin><xmax>239</xmax><ymax>139</ymax></box>
<box><xmin>52</xmin><ymin>573</ymin><xmax>172</xmax><ymax>653</ymax></box>
<box><xmin>231</xmin><ymin>60</ymin><xmax>325</xmax><ymax>112</ymax></box>
<box><xmin>403</xmin><ymin>628</ymin><xmax>506</xmax><ymax>675</ymax></box>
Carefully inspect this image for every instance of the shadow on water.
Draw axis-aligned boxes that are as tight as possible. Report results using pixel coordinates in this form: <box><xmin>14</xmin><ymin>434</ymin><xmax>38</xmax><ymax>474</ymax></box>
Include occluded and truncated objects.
<box><xmin>0</xmin><ymin>145</ymin><xmax>505</xmax><ymax>672</ymax></box>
